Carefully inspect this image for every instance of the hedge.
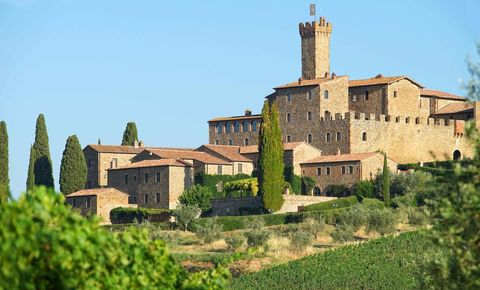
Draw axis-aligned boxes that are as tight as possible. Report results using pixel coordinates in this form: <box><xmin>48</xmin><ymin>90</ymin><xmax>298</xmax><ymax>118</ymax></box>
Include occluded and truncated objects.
<box><xmin>195</xmin><ymin>172</ymin><xmax>251</xmax><ymax>197</ymax></box>
<box><xmin>110</xmin><ymin>207</ymin><xmax>172</xmax><ymax>224</ymax></box>
<box><xmin>302</xmin><ymin>196</ymin><xmax>359</xmax><ymax>212</ymax></box>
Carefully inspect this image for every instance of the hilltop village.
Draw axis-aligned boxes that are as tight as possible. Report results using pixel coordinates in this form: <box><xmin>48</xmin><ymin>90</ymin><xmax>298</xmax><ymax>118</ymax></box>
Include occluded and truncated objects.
<box><xmin>66</xmin><ymin>16</ymin><xmax>477</xmax><ymax>223</ymax></box>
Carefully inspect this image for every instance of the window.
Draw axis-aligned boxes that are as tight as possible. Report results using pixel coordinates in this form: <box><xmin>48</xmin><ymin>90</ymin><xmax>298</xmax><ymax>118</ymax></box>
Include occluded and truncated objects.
<box><xmin>156</xmin><ymin>172</ymin><xmax>160</xmax><ymax>183</ymax></box>
<box><xmin>362</xmin><ymin>132</ymin><xmax>367</xmax><ymax>141</ymax></box>
<box><xmin>133</xmin><ymin>175</ymin><xmax>137</xmax><ymax>182</ymax></box>
<box><xmin>348</xmin><ymin>166</ymin><xmax>353</xmax><ymax>174</ymax></box>
<box><xmin>217</xmin><ymin>165</ymin><xmax>222</xmax><ymax>175</ymax></box>
<box><xmin>144</xmin><ymin>194</ymin><xmax>149</xmax><ymax>204</ymax></box>
<box><xmin>225</xmin><ymin>122</ymin><xmax>231</xmax><ymax>133</ymax></box>
<box><xmin>326</xmin><ymin>133</ymin><xmax>331</xmax><ymax>142</ymax></box>
<box><xmin>234</xmin><ymin>121</ymin><xmax>240</xmax><ymax>132</ymax></box>
<box><xmin>216</xmin><ymin>123</ymin><xmax>222</xmax><ymax>134</ymax></box>
<box><xmin>86</xmin><ymin>197</ymin><xmax>90</xmax><ymax>208</ymax></box>
<box><xmin>214</xmin><ymin>140</ymin><xmax>219</xmax><ymax>145</ymax></box>
<box><xmin>317</xmin><ymin>168</ymin><xmax>321</xmax><ymax>176</ymax></box>
<box><xmin>286</xmin><ymin>135</ymin><xmax>292</xmax><ymax>142</ymax></box>
<box><xmin>286</xmin><ymin>113</ymin><xmax>292</xmax><ymax>123</ymax></box>
<box><xmin>365</xmin><ymin>91</ymin><xmax>369</xmax><ymax>101</ymax></box>
<box><xmin>244</xmin><ymin>138</ymin><xmax>249</xmax><ymax>146</ymax></box>
<box><xmin>124</xmin><ymin>174</ymin><xmax>128</xmax><ymax>184</ymax></box>
<box><xmin>155</xmin><ymin>193</ymin><xmax>160</xmax><ymax>203</ymax></box>
<box><xmin>307</xmin><ymin>111</ymin><xmax>312</xmax><ymax>121</ymax></box>
<box><xmin>228</xmin><ymin>139</ymin><xmax>233</xmax><ymax>146</ymax></box>
<box><xmin>87</xmin><ymin>159</ymin><xmax>92</xmax><ymax>168</ymax></box>
<box><xmin>324</xmin><ymin>111</ymin><xmax>331</xmax><ymax>120</ymax></box>
<box><xmin>307</xmin><ymin>133</ymin><xmax>313</xmax><ymax>143</ymax></box>
<box><xmin>393</xmin><ymin>91</ymin><xmax>397</xmax><ymax>98</ymax></box>
<box><xmin>144</xmin><ymin>173</ymin><xmax>149</xmax><ymax>183</ymax></box>
<box><xmin>238</xmin><ymin>163</ymin><xmax>243</xmax><ymax>173</ymax></box>
<box><xmin>352</xmin><ymin>95</ymin><xmax>357</xmax><ymax>102</ymax></box>
<box><xmin>326</xmin><ymin>167</ymin><xmax>331</xmax><ymax>175</ymax></box>
<box><xmin>419</xmin><ymin>99</ymin><xmax>422</xmax><ymax>109</ymax></box>
<box><xmin>307</xmin><ymin>90</ymin><xmax>313</xmax><ymax>100</ymax></box>
<box><xmin>336</xmin><ymin>132</ymin><xmax>341</xmax><ymax>141</ymax></box>
<box><xmin>324</xmin><ymin>90</ymin><xmax>329</xmax><ymax>99</ymax></box>
<box><xmin>242</xmin><ymin>121</ymin><xmax>249</xmax><ymax>132</ymax></box>
<box><xmin>73</xmin><ymin>198</ymin><xmax>77</xmax><ymax>207</ymax></box>
<box><xmin>110</xmin><ymin>158</ymin><xmax>117</xmax><ymax>169</ymax></box>
<box><xmin>252</xmin><ymin>121</ymin><xmax>257</xmax><ymax>132</ymax></box>
<box><xmin>287</xmin><ymin>93</ymin><xmax>291</xmax><ymax>102</ymax></box>
<box><xmin>341</xmin><ymin>166</ymin><xmax>346</xmax><ymax>175</ymax></box>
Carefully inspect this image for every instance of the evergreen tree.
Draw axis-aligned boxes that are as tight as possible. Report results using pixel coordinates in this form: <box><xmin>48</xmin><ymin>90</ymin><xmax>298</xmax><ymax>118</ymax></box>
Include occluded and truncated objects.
<box><xmin>59</xmin><ymin>135</ymin><xmax>87</xmax><ymax>195</ymax></box>
<box><xmin>98</xmin><ymin>138</ymin><xmax>101</xmax><ymax>145</ymax></box>
<box><xmin>382</xmin><ymin>153</ymin><xmax>390</xmax><ymax>206</ymax></box>
<box><xmin>121</xmin><ymin>122</ymin><xmax>138</xmax><ymax>146</ymax></box>
<box><xmin>0</xmin><ymin>121</ymin><xmax>9</xmax><ymax>200</ymax></box>
<box><xmin>32</xmin><ymin>114</ymin><xmax>54</xmax><ymax>188</ymax></box>
<box><xmin>26</xmin><ymin>145</ymin><xmax>35</xmax><ymax>191</ymax></box>
<box><xmin>258</xmin><ymin>101</ymin><xmax>284</xmax><ymax>212</ymax></box>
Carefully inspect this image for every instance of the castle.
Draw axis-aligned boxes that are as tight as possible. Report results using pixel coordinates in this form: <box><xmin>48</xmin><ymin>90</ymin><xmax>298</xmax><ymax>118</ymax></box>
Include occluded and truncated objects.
<box><xmin>66</xmin><ymin>15</ymin><xmax>476</xmax><ymax>222</ymax></box>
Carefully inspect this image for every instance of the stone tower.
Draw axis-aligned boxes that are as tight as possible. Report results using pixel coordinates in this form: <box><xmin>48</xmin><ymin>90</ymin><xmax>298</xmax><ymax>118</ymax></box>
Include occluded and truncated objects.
<box><xmin>299</xmin><ymin>17</ymin><xmax>332</xmax><ymax>80</ymax></box>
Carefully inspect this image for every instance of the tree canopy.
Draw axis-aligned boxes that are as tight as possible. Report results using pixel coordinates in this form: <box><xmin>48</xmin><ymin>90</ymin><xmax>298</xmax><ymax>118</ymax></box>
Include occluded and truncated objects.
<box><xmin>60</xmin><ymin>135</ymin><xmax>87</xmax><ymax>195</ymax></box>
<box><xmin>121</xmin><ymin>122</ymin><xmax>139</xmax><ymax>146</ymax></box>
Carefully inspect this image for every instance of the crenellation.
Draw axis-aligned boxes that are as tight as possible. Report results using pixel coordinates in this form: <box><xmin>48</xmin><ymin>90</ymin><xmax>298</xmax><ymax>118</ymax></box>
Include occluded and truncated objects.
<box><xmin>334</xmin><ymin>113</ymin><xmax>343</xmax><ymax>120</ymax></box>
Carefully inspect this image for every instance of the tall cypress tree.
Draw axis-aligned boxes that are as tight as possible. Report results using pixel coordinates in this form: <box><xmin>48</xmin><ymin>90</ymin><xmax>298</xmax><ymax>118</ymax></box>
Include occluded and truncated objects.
<box><xmin>60</xmin><ymin>135</ymin><xmax>87</xmax><ymax>195</ymax></box>
<box><xmin>258</xmin><ymin>101</ymin><xmax>284</xmax><ymax>212</ymax></box>
<box><xmin>0</xmin><ymin>121</ymin><xmax>9</xmax><ymax>200</ymax></box>
<box><xmin>382</xmin><ymin>153</ymin><xmax>390</xmax><ymax>206</ymax></box>
<box><xmin>121</xmin><ymin>122</ymin><xmax>138</xmax><ymax>146</ymax></box>
<box><xmin>32</xmin><ymin>114</ymin><xmax>54</xmax><ymax>188</ymax></box>
<box><xmin>26</xmin><ymin>145</ymin><xmax>35</xmax><ymax>191</ymax></box>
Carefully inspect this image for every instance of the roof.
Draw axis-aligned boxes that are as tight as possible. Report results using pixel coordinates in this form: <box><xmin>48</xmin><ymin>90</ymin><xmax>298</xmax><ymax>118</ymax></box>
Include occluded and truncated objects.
<box><xmin>239</xmin><ymin>142</ymin><xmax>309</xmax><ymax>154</ymax></box>
<box><xmin>301</xmin><ymin>152</ymin><xmax>380</xmax><ymax>164</ymax></box>
<box><xmin>198</xmin><ymin>145</ymin><xmax>252</xmax><ymax>162</ymax></box>
<box><xmin>421</xmin><ymin>89</ymin><xmax>467</xmax><ymax>101</ymax></box>
<box><xmin>274</xmin><ymin>76</ymin><xmax>347</xmax><ymax>90</ymax></box>
<box><xmin>109</xmin><ymin>159</ymin><xmax>192</xmax><ymax>170</ymax></box>
<box><xmin>432</xmin><ymin>102</ymin><xmax>474</xmax><ymax>115</ymax></box>
<box><xmin>208</xmin><ymin>114</ymin><xmax>262</xmax><ymax>123</ymax></box>
<box><xmin>146</xmin><ymin>148</ymin><xmax>231</xmax><ymax>165</ymax></box>
<box><xmin>85</xmin><ymin>144</ymin><xmax>145</xmax><ymax>154</ymax></box>
<box><xmin>66</xmin><ymin>188</ymin><xmax>129</xmax><ymax>198</ymax></box>
<box><xmin>348</xmin><ymin>76</ymin><xmax>424</xmax><ymax>88</ymax></box>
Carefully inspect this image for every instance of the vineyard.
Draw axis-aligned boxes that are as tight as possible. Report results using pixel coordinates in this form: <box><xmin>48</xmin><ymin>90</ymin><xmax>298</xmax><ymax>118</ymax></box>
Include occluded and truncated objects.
<box><xmin>229</xmin><ymin>231</ymin><xmax>434</xmax><ymax>290</ymax></box>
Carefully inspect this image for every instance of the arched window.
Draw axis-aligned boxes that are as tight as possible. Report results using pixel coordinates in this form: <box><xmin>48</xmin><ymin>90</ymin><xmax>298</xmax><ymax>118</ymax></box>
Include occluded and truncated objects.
<box><xmin>307</xmin><ymin>90</ymin><xmax>313</xmax><ymax>100</ymax></box>
<box><xmin>286</xmin><ymin>135</ymin><xmax>292</xmax><ymax>142</ymax></box>
<box><xmin>216</xmin><ymin>123</ymin><xmax>222</xmax><ymax>134</ymax></box>
<box><xmin>286</xmin><ymin>113</ymin><xmax>292</xmax><ymax>123</ymax></box>
<box><xmin>336</xmin><ymin>132</ymin><xmax>341</xmax><ymax>141</ymax></box>
<box><xmin>228</xmin><ymin>139</ymin><xmax>233</xmax><ymax>145</ymax></box>
<box><xmin>242</xmin><ymin>121</ymin><xmax>249</xmax><ymax>132</ymax></box>
<box><xmin>313</xmin><ymin>187</ymin><xmax>322</xmax><ymax>196</ymax></box>
<box><xmin>252</xmin><ymin>121</ymin><xmax>257</xmax><ymax>132</ymax></box>
<box><xmin>225</xmin><ymin>122</ymin><xmax>231</xmax><ymax>133</ymax></box>
<box><xmin>324</xmin><ymin>90</ymin><xmax>329</xmax><ymax>99</ymax></box>
<box><xmin>324</xmin><ymin>111</ymin><xmax>331</xmax><ymax>120</ymax></box>
<box><xmin>307</xmin><ymin>111</ymin><xmax>312</xmax><ymax>121</ymax></box>
<box><xmin>287</xmin><ymin>93</ymin><xmax>291</xmax><ymax>102</ymax></box>
<box><xmin>244</xmin><ymin>138</ymin><xmax>249</xmax><ymax>146</ymax></box>
<box><xmin>307</xmin><ymin>133</ymin><xmax>313</xmax><ymax>143</ymax></box>
<box><xmin>234</xmin><ymin>121</ymin><xmax>240</xmax><ymax>132</ymax></box>
<box><xmin>453</xmin><ymin>150</ymin><xmax>461</xmax><ymax>160</ymax></box>
<box><xmin>326</xmin><ymin>133</ymin><xmax>331</xmax><ymax>142</ymax></box>
<box><xmin>362</xmin><ymin>132</ymin><xmax>367</xmax><ymax>141</ymax></box>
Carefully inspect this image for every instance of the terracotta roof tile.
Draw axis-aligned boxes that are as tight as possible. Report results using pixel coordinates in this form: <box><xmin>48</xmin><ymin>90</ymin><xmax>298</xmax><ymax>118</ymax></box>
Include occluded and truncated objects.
<box><xmin>301</xmin><ymin>152</ymin><xmax>379</xmax><ymax>164</ymax></box>
<box><xmin>86</xmin><ymin>144</ymin><xmax>145</xmax><ymax>154</ymax></box>
<box><xmin>432</xmin><ymin>102</ymin><xmax>474</xmax><ymax>115</ymax></box>
<box><xmin>348</xmin><ymin>76</ymin><xmax>423</xmax><ymax>88</ymax></box>
<box><xmin>199</xmin><ymin>145</ymin><xmax>252</xmax><ymax>162</ymax></box>
<box><xmin>66</xmin><ymin>188</ymin><xmax>129</xmax><ymax>197</ymax></box>
<box><xmin>147</xmin><ymin>149</ymin><xmax>231</xmax><ymax>165</ymax></box>
<box><xmin>274</xmin><ymin>76</ymin><xmax>347</xmax><ymax>89</ymax></box>
<box><xmin>421</xmin><ymin>89</ymin><xmax>467</xmax><ymax>101</ymax></box>
<box><xmin>109</xmin><ymin>159</ymin><xmax>192</xmax><ymax>170</ymax></box>
<box><xmin>208</xmin><ymin>114</ymin><xmax>262</xmax><ymax>123</ymax></box>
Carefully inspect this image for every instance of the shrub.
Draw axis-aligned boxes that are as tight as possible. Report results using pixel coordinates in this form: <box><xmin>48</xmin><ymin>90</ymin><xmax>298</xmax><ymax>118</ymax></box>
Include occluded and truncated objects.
<box><xmin>366</xmin><ymin>208</ymin><xmax>397</xmax><ymax>235</ymax></box>
<box><xmin>284</xmin><ymin>166</ymin><xmax>301</xmax><ymax>194</ymax></box>
<box><xmin>0</xmin><ymin>187</ymin><xmax>229</xmax><ymax>289</ymax></box>
<box><xmin>302</xmin><ymin>217</ymin><xmax>326</xmax><ymax>239</ymax></box>
<box><xmin>224</xmin><ymin>178</ymin><xmax>258</xmax><ymax>196</ymax></box>
<box><xmin>331</xmin><ymin>224</ymin><xmax>355</xmax><ymax>243</ymax></box>
<box><xmin>301</xmin><ymin>176</ymin><xmax>316</xmax><ymax>195</ymax></box>
<box><xmin>194</xmin><ymin>172</ymin><xmax>250</xmax><ymax>197</ymax></box>
<box><xmin>303</xmin><ymin>195</ymin><xmax>359</xmax><ymax>211</ymax></box>
<box><xmin>243</xmin><ymin>215</ymin><xmax>265</xmax><ymax>230</ymax></box>
<box><xmin>179</xmin><ymin>185</ymin><xmax>213</xmax><ymax>213</ymax></box>
<box><xmin>290</xmin><ymin>230</ymin><xmax>313</xmax><ymax>251</ymax></box>
<box><xmin>244</xmin><ymin>229</ymin><xmax>271</xmax><ymax>250</ymax></box>
<box><xmin>354</xmin><ymin>180</ymin><xmax>376</xmax><ymax>198</ymax></box>
<box><xmin>325</xmin><ymin>184</ymin><xmax>350</xmax><ymax>197</ymax></box>
<box><xmin>194</xmin><ymin>216</ymin><xmax>223</xmax><ymax>244</ymax></box>
<box><xmin>407</xmin><ymin>207</ymin><xmax>429</xmax><ymax>226</ymax></box>
<box><xmin>174</xmin><ymin>204</ymin><xmax>201</xmax><ymax>231</ymax></box>
<box><xmin>110</xmin><ymin>207</ymin><xmax>171</xmax><ymax>224</ymax></box>
<box><xmin>361</xmin><ymin>197</ymin><xmax>385</xmax><ymax>209</ymax></box>
<box><xmin>225</xmin><ymin>235</ymin><xmax>246</xmax><ymax>252</ymax></box>
<box><xmin>337</xmin><ymin>204</ymin><xmax>367</xmax><ymax>232</ymax></box>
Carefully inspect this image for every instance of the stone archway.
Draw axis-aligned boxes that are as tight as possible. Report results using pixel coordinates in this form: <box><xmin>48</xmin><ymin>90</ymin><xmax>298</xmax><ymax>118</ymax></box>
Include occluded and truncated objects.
<box><xmin>313</xmin><ymin>187</ymin><xmax>322</xmax><ymax>196</ymax></box>
<box><xmin>453</xmin><ymin>150</ymin><xmax>461</xmax><ymax>160</ymax></box>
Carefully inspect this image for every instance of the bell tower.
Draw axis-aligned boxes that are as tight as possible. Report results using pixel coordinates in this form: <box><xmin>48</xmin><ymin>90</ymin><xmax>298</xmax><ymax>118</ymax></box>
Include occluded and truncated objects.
<box><xmin>299</xmin><ymin>17</ymin><xmax>332</xmax><ymax>80</ymax></box>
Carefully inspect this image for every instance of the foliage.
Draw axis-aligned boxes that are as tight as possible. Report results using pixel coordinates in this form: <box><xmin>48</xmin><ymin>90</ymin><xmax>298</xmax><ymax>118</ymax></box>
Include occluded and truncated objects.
<box><xmin>194</xmin><ymin>216</ymin><xmax>223</xmax><ymax>244</ymax></box>
<box><xmin>0</xmin><ymin>187</ymin><xmax>229</xmax><ymax>289</ymax></box>
<box><xmin>121</xmin><ymin>122</ymin><xmax>138</xmax><ymax>146</ymax></box>
<box><xmin>244</xmin><ymin>228</ymin><xmax>271</xmax><ymax>250</ymax></box>
<box><xmin>224</xmin><ymin>178</ymin><xmax>258</xmax><ymax>196</ymax></box>
<box><xmin>353</xmin><ymin>180</ymin><xmax>375</xmax><ymax>198</ymax></box>
<box><xmin>179</xmin><ymin>185</ymin><xmax>213</xmax><ymax>213</ymax></box>
<box><xmin>0</xmin><ymin>121</ymin><xmax>8</xmax><ymax>200</ymax></box>
<box><xmin>225</xmin><ymin>235</ymin><xmax>246</xmax><ymax>252</ymax></box>
<box><xmin>302</xmin><ymin>195</ymin><xmax>359</xmax><ymax>211</ymax></box>
<box><xmin>325</xmin><ymin>184</ymin><xmax>349</xmax><ymax>197</ymax></box>
<box><xmin>336</xmin><ymin>204</ymin><xmax>368</xmax><ymax>232</ymax></box>
<box><xmin>230</xmin><ymin>231</ymin><xmax>434</xmax><ymax>290</ymax></box>
<box><xmin>301</xmin><ymin>176</ymin><xmax>316</xmax><ymax>195</ymax></box>
<box><xmin>465</xmin><ymin>42</ymin><xmax>480</xmax><ymax>100</ymax></box>
<box><xmin>27</xmin><ymin>114</ymin><xmax>54</xmax><ymax>189</ymax></box>
<box><xmin>284</xmin><ymin>166</ymin><xmax>301</xmax><ymax>194</ymax></box>
<box><xmin>243</xmin><ymin>216</ymin><xmax>266</xmax><ymax>229</ymax></box>
<box><xmin>59</xmin><ymin>135</ymin><xmax>87</xmax><ymax>195</ymax></box>
<box><xmin>290</xmin><ymin>230</ymin><xmax>313</xmax><ymax>251</ymax></box>
<box><xmin>301</xmin><ymin>217</ymin><xmax>326</xmax><ymax>239</ymax></box>
<box><xmin>110</xmin><ymin>207</ymin><xmax>171</xmax><ymax>224</ymax></box>
<box><xmin>258</xmin><ymin>101</ymin><xmax>285</xmax><ymax>212</ymax></box>
<box><xmin>174</xmin><ymin>204</ymin><xmax>201</xmax><ymax>231</ymax></box>
<box><xmin>361</xmin><ymin>197</ymin><xmax>385</xmax><ymax>209</ymax></box>
<box><xmin>382</xmin><ymin>153</ymin><xmax>390</xmax><ymax>206</ymax></box>
<box><xmin>366</xmin><ymin>208</ymin><xmax>397</xmax><ymax>235</ymax></box>
<box><xmin>194</xmin><ymin>172</ymin><xmax>250</xmax><ymax>197</ymax></box>
<box><xmin>331</xmin><ymin>224</ymin><xmax>355</xmax><ymax>243</ymax></box>
<box><xmin>406</xmin><ymin>207</ymin><xmax>429</xmax><ymax>226</ymax></box>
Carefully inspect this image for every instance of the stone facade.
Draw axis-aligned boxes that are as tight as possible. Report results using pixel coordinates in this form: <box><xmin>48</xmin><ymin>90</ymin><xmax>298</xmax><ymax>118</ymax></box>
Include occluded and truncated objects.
<box><xmin>208</xmin><ymin>114</ymin><xmax>261</xmax><ymax>146</ymax></box>
<box><xmin>300</xmin><ymin>17</ymin><xmax>332</xmax><ymax>80</ymax></box>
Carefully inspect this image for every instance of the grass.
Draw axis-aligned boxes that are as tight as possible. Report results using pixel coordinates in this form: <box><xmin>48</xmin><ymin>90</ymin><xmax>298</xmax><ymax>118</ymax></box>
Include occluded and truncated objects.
<box><xmin>302</xmin><ymin>195</ymin><xmax>359</xmax><ymax>211</ymax></box>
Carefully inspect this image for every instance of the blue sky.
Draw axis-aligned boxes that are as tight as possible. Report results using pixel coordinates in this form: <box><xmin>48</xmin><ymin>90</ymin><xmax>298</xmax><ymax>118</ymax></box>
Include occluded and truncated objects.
<box><xmin>1</xmin><ymin>0</ymin><xmax>479</xmax><ymax>196</ymax></box>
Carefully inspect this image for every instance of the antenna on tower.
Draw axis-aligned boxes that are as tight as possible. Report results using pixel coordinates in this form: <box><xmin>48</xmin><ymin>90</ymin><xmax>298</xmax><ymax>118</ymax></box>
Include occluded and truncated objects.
<box><xmin>309</xmin><ymin>3</ymin><xmax>316</xmax><ymax>22</ymax></box>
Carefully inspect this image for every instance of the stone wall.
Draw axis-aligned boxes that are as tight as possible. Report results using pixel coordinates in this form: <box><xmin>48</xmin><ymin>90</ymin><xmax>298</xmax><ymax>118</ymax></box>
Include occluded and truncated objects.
<box><xmin>66</xmin><ymin>195</ymin><xmax>97</xmax><ymax>216</ymax></box>
<box><xmin>83</xmin><ymin>147</ymin><xmax>99</xmax><ymax>188</ymax></box>
<box><xmin>349</xmin><ymin>84</ymin><xmax>387</xmax><ymax>115</ymax></box>
<box><xmin>277</xmin><ymin>194</ymin><xmax>337</xmax><ymax>213</ymax></box>
<box><xmin>299</xmin><ymin>19</ymin><xmax>332</xmax><ymax>80</ymax></box>
<box><xmin>208</xmin><ymin>117</ymin><xmax>261</xmax><ymax>146</ymax></box>
<box><xmin>96</xmin><ymin>192</ymin><xmax>133</xmax><ymax>225</ymax></box>
<box><xmin>95</xmin><ymin>152</ymin><xmax>137</xmax><ymax>187</ymax></box>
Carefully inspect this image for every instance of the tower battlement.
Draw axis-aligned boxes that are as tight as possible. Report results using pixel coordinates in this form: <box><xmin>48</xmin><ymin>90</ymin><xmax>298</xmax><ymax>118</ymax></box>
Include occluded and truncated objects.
<box><xmin>300</xmin><ymin>16</ymin><xmax>332</xmax><ymax>80</ymax></box>
<box><xmin>299</xmin><ymin>17</ymin><xmax>332</xmax><ymax>37</ymax></box>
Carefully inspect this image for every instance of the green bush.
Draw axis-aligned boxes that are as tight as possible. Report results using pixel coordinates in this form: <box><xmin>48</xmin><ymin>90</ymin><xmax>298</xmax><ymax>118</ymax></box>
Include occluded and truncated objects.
<box><xmin>290</xmin><ymin>230</ymin><xmax>313</xmax><ymax>251</ymax></box>
<box><xmin>244</xmin><ymin>229</ymin><xmax>271</xmax><ymax>250</ymax></box>
<box><xmin>336</xmin><ymin>204</ymin><xmax>367</xmax><ymax>232</ymax></box>
<box><xmin>225</xmin><ymin>235</ymin><xmax>246</xmax><ymax>252</ymax></box>
<box><xmin>361</xmin><ymin>197</ymin><xmax>385</xmax><ymax>209</ymax></box>
<box><xmin>110</xmin><ymin>207</ymin><xmax>171</xmax><ymax>224</ymax></box>
<box><xmin>331</xmin><ymin>224</ymin><xmax>355</xmax><ymax>243</ymax></box>
<box><xmin>302</xmin><ymin>217</ymin><xmax>326</xmax><ymax>239</ymax></box>
<box><xmin>303</xmin><ymin>195</ymin><xmax>359</xmax><ymax>211</ymax></box>
<box><xmin>0</xmin><ymin>187</ymin><xmax>229</xmax><ymax>289</ymax></box>
<box><xmin>194</xmin><ymin>172</ymin><xmax>250</xmax><ymax>197</ymax></box>
<box><xmin>325</xmin><ymin>184</ymin><xmax>350</xmax><ymax>197</ymax></box>
<box><xmin>284</xmin><ymin>166</ymin><xmax>301</xmax><ymax>194</ymax></box>
<box><xmin>406</xmin><ymin>207</ymin><xmax>429</xmax><ymax>226</ymax></box>
<box><xmin>301</xmin><ymin>176</ymin><xmax>316</xmax><ymax>195</ymax></box>
<box><xmin>174</xmin><ymin>204</ymin><xmax>201</xmax><ymax>231</ymax></box>
<box><xmin>194</xmin><ymin>216</ymin><xmax>223</xmax><ymax>244</ymax></box>
<box><xmin>179</xmin><ymin>185</ymin><xmax>213</xmax><ymax>213</ymax></box>
<box><xmin>224</xmin><ymin>178</ymin><xmax>258</xmax><ymax>196</ymax></box>
<box><xmin>353</xmin><ymin>180</ymin><xmax>375</xmax><ymax>198</ymax></box>
<box><xmin>366</xmin><ymin>208</ymin><xmax>397</xmax><ymax>235</ymax></box>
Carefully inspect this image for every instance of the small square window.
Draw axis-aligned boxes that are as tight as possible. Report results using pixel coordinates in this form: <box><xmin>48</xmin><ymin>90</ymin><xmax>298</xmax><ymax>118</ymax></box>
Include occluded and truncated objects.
<box><xmin>155</xmin><ymin>193</ymin><xmax>160</xmax><ymax>203</ymax></box>
<box><xmin>317</xmin><ymin>168</ymin><xmax>321</xmax><ymax>176</ymax></box>
<box><xmin>156</xmin><ymin>172</ymin><xmax>160</xmax><ymax>183</ymax></box>
<box><xmin>341</xmin><ymin>166</ymin><xmax>346</xmax><ymax>175</ymax></box>
<box><xmin>217</xmin><ymin>165</ymin><xmax>222</xmax><ymax>175</ymax></box>
<box><xmin>144</xmin><ymin>194</ymin><xmax>149</xmax><ymax>204</ymax></box>
<box><xmin>307</xmin><ymin>90</ymin><xmax>313</xmax><ymax>100</ymax></box>
<box><xmin>326</xmin><ymin>167</ymin><xmax>331</xmax><ymax>175</ymax></box>
<box><xmin>144</xmin><ymin>173</ymin><xmax>149</xmax><ymax>183</ymax></box>
<box><xmin>287</xmin><ymin>93</ymin><xmax>291</xmax><ymax>102</ymax></box>
<box><xmin>86</xmin><ymin>197</ymin><xmax>91</xmax><ymax>208</ymax></box>
<box><xmin>124</xmin><ymin>175</ymin><xmax>128</xmax><ymax>184</ymax></box>
<box><xmin>348</xmin><ymin>166</ymin><xmax>354</xmax><ymax>174</ymax></box>
<box><xmin>238</xmin><ymin>163</ymin><xmax>243</xmax><ymax>173</ymax></box>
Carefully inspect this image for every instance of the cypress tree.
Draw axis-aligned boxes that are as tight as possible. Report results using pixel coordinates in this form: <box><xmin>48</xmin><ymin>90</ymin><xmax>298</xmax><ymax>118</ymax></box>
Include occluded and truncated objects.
<box><xmin>382</xmin><ymin>153</ymin><xmax>390</xmax><ymax>206</ymax></box>
<box><xmin>258</xmin><ymin>101</ymin><xmax>284</xmax><ymax>212</ymax></box>
<box><xmin>0</xmin><ymin>121</ymin><xmax>9</xmax><ymax>200</ymax></box>
<box><xmin>60</xmin><ymin>135</ymin><xmax>87</xmax><ymax>195</ymax></box>
<box><xmin>98</xmin><ymin>138</ymin><xmax>101</xmax><ymax>145</ymax></box>
<box><xmin>32</xmin><ymin>114</ymin><xmax>54</xmax><ymax>188</ymax></box>
<box><xmin>26</xmin><ymin>145</ymin><xmax>35</xmax><ymax>191</ymax></box>
<box><xmin>121</xmin><ymin>122</ymin><xmax>138</xmax><ymax>146</ymax></box>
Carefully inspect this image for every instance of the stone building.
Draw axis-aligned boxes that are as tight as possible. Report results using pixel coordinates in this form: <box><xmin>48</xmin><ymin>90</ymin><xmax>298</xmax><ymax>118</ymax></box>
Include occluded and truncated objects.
<box><xmin>65</xmin><ymin>188</ymin><xmax>133</xmax><ymax>224</ymax></box>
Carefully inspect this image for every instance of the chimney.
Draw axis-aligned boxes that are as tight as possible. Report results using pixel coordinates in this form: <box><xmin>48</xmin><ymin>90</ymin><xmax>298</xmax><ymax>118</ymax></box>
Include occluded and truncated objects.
<box><xmin>138</xmin><ymin>140</ymin><xmax>144</xmax><ymax>147</ymax></box>
<box><xmin>324</xmin><ymin>72</ymin><xmax>330</xmax><ymax>78</ymax></box>
<box><xmin>245</xmin><ymin>109</ymin><xmax>252</xmax><ymax>116</ymax></box>
<box><xmin>134</xmin><ymin>140</ymin><xmax>139</xmax><ymax>148</ymax></box>
<box><xmin>298</xmin><ymin>77</ymin><xmax>302</xmax><ymax>85</ymax></box>
<box><xmin>331</xmin><ymin>72</ymin><xmax>336</xmax><ymax>79</ymax></box>
<box><xmin>375</xmin><ymin>74</ymin><xmax>384</xmax><ymax>79</ymax></box>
